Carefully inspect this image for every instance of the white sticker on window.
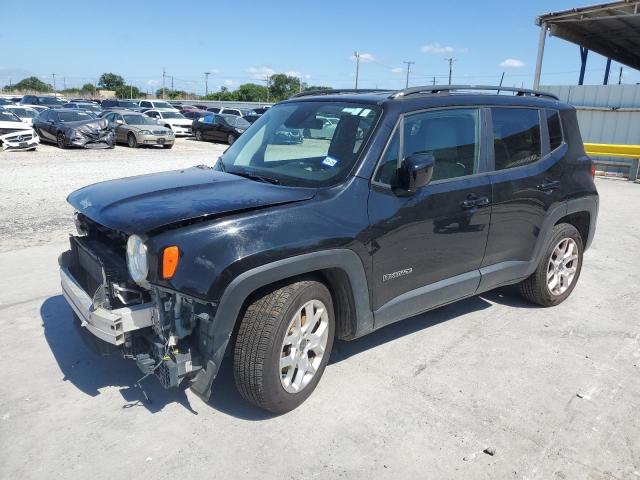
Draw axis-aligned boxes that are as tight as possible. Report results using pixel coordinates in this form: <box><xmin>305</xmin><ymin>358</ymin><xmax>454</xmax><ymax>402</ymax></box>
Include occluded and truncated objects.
<box><xmin>322</xmin><ymin>156</ymin><xmax>339</xmax><ymax>167</ymax></box>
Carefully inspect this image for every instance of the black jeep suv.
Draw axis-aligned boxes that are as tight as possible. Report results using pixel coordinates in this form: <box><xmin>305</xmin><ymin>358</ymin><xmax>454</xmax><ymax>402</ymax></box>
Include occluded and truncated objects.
<box><xmin>59</xmin><ymin>86</ymin><xmax>598</xmax><ymax>413</ymax></box>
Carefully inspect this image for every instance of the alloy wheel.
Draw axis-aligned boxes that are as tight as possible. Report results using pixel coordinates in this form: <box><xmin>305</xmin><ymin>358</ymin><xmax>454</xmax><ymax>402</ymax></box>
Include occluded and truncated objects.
<box><xmin>279</xmin><ymin>299</ymin><xmax>329</xmax><ymax>394</ymax></box>
<box><xmin>547</xmin><ymin>237</ymin><xmax>579</xmax><ymax>296</ymax></box>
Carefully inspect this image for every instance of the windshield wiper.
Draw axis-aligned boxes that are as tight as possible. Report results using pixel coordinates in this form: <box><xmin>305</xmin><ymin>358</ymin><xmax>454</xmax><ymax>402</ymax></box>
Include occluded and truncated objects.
<box><xmin>230</xmin><ymin>170</ymin><xmax>280</xmax><ymax>185</ymax></box>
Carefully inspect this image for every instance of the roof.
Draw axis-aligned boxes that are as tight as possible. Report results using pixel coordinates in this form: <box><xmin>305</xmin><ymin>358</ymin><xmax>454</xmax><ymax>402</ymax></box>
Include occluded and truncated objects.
<box><xmin>537</xmin><ymin>1</ymin><xmax>640</xmax><ymax>70</ymax></box>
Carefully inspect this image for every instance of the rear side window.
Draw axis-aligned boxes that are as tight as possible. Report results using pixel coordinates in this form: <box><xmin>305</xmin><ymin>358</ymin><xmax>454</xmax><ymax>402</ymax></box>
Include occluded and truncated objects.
<box><xmin>492</xmin><ymin>108</ymin><xmax>541</xmax><ymax>170</ymax></box>
<box><xmin>546</xmin><ymin>109</ymin><xmax>563</xmax><ymax>151</ymax></box>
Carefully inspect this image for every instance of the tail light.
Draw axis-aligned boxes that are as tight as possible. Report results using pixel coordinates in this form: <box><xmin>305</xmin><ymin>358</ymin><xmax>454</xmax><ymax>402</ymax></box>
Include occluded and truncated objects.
<box><xmin>590</xmin><ymin>163</ymin><xmax>596</xmax><ymax>178</ymax></box>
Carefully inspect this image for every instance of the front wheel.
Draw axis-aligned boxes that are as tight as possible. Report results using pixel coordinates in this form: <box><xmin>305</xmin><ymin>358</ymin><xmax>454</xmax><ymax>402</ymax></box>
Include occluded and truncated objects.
<box><xmin>56</xmin><ymin>132</ymin><xmax>67</xmax><ymax>149</ymax></box>
<box><xmin>127</xmin><ymin>133</ymin><xmax>138</xmax><ymax>148</ymax></box>
<box><xmin>234</xmin><ymin>280</ymin><xmax>335</xmax><ymax>413</ymax></box>
<box><xmin>195</xmin><ymin>130</ymin><xmax>203</xmax><ymax>141</ymax></box>
<box><xmin>518</xmin><ymin>223</ymin><xmax>583</xmax><ymax>307</ymax></box>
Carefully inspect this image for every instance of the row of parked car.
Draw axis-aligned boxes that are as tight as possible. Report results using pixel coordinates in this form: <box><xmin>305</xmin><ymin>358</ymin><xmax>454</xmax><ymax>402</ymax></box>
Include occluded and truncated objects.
<box><xmin>0</xmin><ymin>94</ymin><xmax>271</xmax><ymax>151</ymax></box>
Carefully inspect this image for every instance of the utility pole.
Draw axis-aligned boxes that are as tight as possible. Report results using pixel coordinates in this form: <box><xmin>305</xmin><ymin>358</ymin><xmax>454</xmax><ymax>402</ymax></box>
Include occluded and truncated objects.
<box><xmin>618</xmin><ymin>66</ymin><xmax>624</xmax><ymax>85</ymax></box>
<box><xmin>353</xmin><ymin>51</ymin><xmax>361</xmax><ymax>89</ymax></box>
<box><xmin>445</xmin><ymin>58</ymin><xmax>456</xmax><ymax>85</ymax></box>
<box><xmin>204</xmin><ymin>71</ymin><xmax>211</xmax><ymax>96</ymax></box>
<box><xmin>162</xmin><ymin>67</ymin><xmax>166</xmax><ymax>99</ymax></box>
<box><xmin>497</xmin><ymin>71</ymin><xmax>505</xmax><ymax>94</ymax></box>
<box><xmin>261</xmin><ymin>75</ymin><xmax>271</xmax><ymax>103</ymax></box>
<box><xmin>432</xmin><ymin>76</ymin><xmax>436</xmax><ymax>86</ymax></box>
<box><xmin>402</xmin><ymin>61</ymin><xmax>415</xmax><ymax>88</ymax></box>
<box><xmin>63</xmin><ymin>77</ymin><xmax>66</xmax><ymax>90</ymax></box>
<box><xmin>170</xmin><ymin>76</ymin><xmax>174</xmax><ymax>91</ymax></box>
<box><xmin>52</xmin><ymin>73</ymin><xmax>56</xmax><ymax>92</ymax></box>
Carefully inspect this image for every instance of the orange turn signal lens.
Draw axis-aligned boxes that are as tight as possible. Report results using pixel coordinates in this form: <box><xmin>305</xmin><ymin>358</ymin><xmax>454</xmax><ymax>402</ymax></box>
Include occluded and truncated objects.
<box><xmin>162</xmin><ymin>246</ymin><xmax>180</xmax><ymax>279</ymax></box>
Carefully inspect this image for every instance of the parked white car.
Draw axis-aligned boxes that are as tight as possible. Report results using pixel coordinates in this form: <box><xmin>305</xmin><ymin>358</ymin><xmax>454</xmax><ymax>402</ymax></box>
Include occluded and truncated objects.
<box><xmin>144</xmin><ymin>109</ymin><xmax>193</xmax><ymax>136</ymax></box>
<box><xmin>2</xmin><ymin>105</ymin><xmax>40</xmax><ymax>125</ymax></box>
<box><xmin>0</xmin><ymin>111</ymin><xmax>39</xmax><ymax>151</ymax></box>
<box><xmin>138</xmin><ymin>100</ymin><xmax>179</xmax><ymax>112</ymax></box>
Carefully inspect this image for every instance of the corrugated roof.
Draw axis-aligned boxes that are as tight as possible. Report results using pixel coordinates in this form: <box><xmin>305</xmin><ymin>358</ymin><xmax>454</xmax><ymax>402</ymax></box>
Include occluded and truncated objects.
<box><xmin>537</xmin><ymin>1</ymin><xmax>640</xmax><ymax>70</ymax></box>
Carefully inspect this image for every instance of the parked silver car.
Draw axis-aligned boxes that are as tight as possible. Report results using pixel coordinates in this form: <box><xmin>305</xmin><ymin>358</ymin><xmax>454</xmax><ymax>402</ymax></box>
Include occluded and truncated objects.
<box><xmin>103</xmin><ymin>111</ymin><xmax>175</xmax><ymax>148</ymax></box>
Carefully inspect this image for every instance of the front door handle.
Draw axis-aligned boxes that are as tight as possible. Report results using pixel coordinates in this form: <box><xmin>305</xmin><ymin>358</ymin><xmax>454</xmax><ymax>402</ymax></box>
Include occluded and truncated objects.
<box><xmin>460</xmin><ymin>195</ymin><xmax>490</xmax><ymax>209</ymax></box>
<box><xmin>538</xmin><ymin>180</ymin><xmax>561</xmax><ymax>191</ymax></box>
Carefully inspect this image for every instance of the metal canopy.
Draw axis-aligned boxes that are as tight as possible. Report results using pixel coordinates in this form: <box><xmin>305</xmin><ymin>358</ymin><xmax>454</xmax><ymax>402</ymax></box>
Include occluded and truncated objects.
<box><xmin>534</xmin><ymin>1</ymin><xmax>640</xmax><ymax>88</ymax></box>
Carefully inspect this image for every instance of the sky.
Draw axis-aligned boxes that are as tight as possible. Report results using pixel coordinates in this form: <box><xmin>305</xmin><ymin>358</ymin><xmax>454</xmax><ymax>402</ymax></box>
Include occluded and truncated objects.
<box><xmin>1</xmin><ymin>0</ymin><xmax>638</xmax><ymax>94</ymax></box>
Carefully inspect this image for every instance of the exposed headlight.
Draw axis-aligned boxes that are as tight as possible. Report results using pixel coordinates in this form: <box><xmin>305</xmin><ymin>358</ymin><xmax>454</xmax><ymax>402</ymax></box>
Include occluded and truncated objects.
<box><xmin>139</xmin><ymin>129</ymin><xmax>152</xmax><ymax>135</ymax></box>
<box><xmin>126</xmin><ymin>234</ymin><xmax>149</xmax><ymax>283</ymax></box>
<box><xmin>235</xmin><ymin>128</ymin><xmax>244</xmax><ymax>133</ymax></box>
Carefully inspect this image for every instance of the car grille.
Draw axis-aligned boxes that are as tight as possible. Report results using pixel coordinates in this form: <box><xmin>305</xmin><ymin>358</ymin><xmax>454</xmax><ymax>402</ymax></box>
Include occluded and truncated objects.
<box><xmin>152</xmin><ymin>130</ymin><xmax>167</xmax><ymax>135</ymax></box>
<box><xmin>6</xmin><ymin>133</ymin><xmax>33</xmax><ymax>142</ymax></box>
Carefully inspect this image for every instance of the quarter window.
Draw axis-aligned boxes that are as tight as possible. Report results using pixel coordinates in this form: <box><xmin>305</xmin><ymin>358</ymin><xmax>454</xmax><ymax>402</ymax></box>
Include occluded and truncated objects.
<box><xmin>491</xmin><ymin>108</ymin><xmax>541</xmax><ymax>170</ymax></box>
<box><xmin>546</xmin><ymin>109</ymin><xmax>563</xmax><ymax>151</ymax></box>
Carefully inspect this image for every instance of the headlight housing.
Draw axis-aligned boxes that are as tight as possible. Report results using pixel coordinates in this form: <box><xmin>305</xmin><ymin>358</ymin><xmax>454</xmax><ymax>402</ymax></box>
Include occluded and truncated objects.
<box><xmin>139</xmin><ymin>129</ymin><xmax>152</xmax><ymax>135</ymax></box>
<box><xmin>126</xmin><ymin>234</ymin><xmax>149</xmax><ymax>283</ymax></box>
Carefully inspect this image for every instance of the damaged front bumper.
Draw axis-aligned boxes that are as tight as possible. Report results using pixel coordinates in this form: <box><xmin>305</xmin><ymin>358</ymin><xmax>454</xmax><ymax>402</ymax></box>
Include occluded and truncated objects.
<box><xmin>1</xmin><ymin>130</ymin><xmax>39</xmax><ymax>151</ymax></box>
<box><xmin>58</xmin><ymin>237</ymin><xmax>218</xmax><ymax>396</ymax></box>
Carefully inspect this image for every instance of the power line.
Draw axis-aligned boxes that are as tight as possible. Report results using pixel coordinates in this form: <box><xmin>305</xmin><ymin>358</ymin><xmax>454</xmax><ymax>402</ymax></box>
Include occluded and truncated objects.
<box><xmin>402</xmin><ymin>61</ymin><xmax>415</xmax><ymax>88</ymax></box>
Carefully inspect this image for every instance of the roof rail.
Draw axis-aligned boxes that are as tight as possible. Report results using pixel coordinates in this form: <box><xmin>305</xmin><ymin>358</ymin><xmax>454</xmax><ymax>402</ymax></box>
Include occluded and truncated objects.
<box><xmin>390</xmin><ymin>85</ymin><xmax>559</xmax><ymax>100</ymax></box>
<box><xmin>290</xmin><ymin>88</ymin><xmax>392</xmax><ymax>98</ymax></box>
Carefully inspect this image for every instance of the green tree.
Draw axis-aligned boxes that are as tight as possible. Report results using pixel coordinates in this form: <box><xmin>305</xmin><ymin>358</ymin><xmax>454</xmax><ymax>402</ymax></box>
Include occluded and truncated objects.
<box><xmin>98</xmin><ymin>72</ymin><xmax>125</xmax><ymax>90</ymax></box>
<box><xmin>7</xmin><ymin>76</ymin><xmax>52</xmax><ymax>92</ymax></box>
<box><xmin>115</xmin><ymin>85</ymin><xmax>140</xmax><ymax>99</ymax></box>
<box><xmin>80</xmin><ymin>83</ymin><xmax>96</xmax><ymax>94</ymax></box>
<box><xmin>304</xmin><ymin>85</ymin><xmax>332</xmax><ymax>92</ymax></box>
<box><xmin>269</xmin><ymin>74</ymin><xmax>301</xmax><ymax>101</ymax></box>
<box><xmin>235</xmin><ymin>83</ymin><xmax>268</xmax><ymax>102</ymax></box>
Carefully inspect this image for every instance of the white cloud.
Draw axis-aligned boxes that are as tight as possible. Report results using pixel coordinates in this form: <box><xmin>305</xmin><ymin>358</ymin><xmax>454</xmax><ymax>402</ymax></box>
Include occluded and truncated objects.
<box><xmin>391</xmin><ymin>67</ymin><xmax>403</xmax><ymax>74</ymax></box>
<box><xmin>500</xmin><ymin>58</ymin><xmax>526</xmax><ymax>68</ymax></box>
<box><xmin>247</xmin><ymin>66</ymin><xmax>276</xmax><ymax>79</ymax></box>
<box><xmin>224</xmin><ymin>79</ymin><xmax>233</xmax><ymax>86</ymax></box>
<box><xmin>350</xmin><ymin>52</ymin><xmax>375</xmax><ymax>63</ymax></box>
<box><xmin>285</xmin><ymin>70</ymin><xmax>301</xmax><ymax>77</ymax></box>
<box><xmin>422</xmin><ymin>43</ymin><xmax>455</xmax><ymax>54</ymax></box>
<box><xmin>208</xmin><ymin>68</ymin><xmax>221</xmax><ymax>75</ymax></box>
<box><xmin>304</xmin><ymin>74</ymin><xmax>311</xmax><ymax>80</ymax></box>
<box><xmin>147</xmin><ymin>79</ymin><xmax>159</xmax><ymax>87</ymax></box>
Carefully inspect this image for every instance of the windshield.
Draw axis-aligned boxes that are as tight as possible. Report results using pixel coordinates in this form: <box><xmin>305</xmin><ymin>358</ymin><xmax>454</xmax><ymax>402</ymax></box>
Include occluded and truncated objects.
<box><xmin>240</xmin><ymin>109</ymin><xmax>257</xmax><ymax>116</ymax></box>
<box><xmin>58</xmin><ymin>111</ymin><xmax>93</xmax><ymax>122</ymax></box>
<box><xmin>154</xmin><ymin>101</ymin><xmax>173</xmax><ymax>109</ymax></box>
<box><xmin>161</xmin><ymin>112</ymin><xmax>186</xmax><ymax>119</ymax></box>
<box><xmin>40</xmin><ymin>97</ymin><xmax>66</xmax><ymax>105</ymax></box>
<box><xmin>223</xmin><ymin>115</ymin><xmax>250</xmax><ymax>128</ymax></box>
<box><xmin>77</xmin><ymin>103</ymin><xmax>101</xmax><ymax>111</ymax></box>
<box><xmin>124</xmin><ymin>114</ymin><xmax>157</xmax><ymax>125</ymax></box>
<box><xmin>119</xmin><ymin>101</ymin><xmax>139</xmax><ymax>108</ymax></box>
<box><xmin>0</xmin><ymin>111</ymin><xmax>21</xmax><ymax>122</ymax></box>
<box><xmin>219</xmin><ymin>101</ymin><xmax>381</xmax><ymax>187</ymax></box>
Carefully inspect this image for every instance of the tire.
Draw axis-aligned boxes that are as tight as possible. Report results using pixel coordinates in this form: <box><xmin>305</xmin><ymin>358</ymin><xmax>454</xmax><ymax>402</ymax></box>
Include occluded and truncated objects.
<box><xmin>162</xmin><ymin>143</ymin><xmax>173</xmax><ymax>149</ymax></box>
<box><xmin>56</xmin><ymin>132</ymin><xmax>67</xmax><ymax>149</ymax></box>
<box><xmin>227</xmin><ymin>133</ymin><xmax>236</xmax><ymax>145</ymax></box>
<box><xmin>127</xmin><ymin>132</ymin><xmax>138</xmax><ymax>148</ymax></box>
<box><xmin>195</xmin><ymin>130</ymin><xmax>203</xmax><ymax>141</ymax></box>
<box><xmin>518</xmin><ymin>223</ymin><xmax>583</xmax><ymax>307</ymax></box>
<box><xmin>234</xmin><ymin>280</ymin><xmax>335</xmax><ymax>413</ymax></box>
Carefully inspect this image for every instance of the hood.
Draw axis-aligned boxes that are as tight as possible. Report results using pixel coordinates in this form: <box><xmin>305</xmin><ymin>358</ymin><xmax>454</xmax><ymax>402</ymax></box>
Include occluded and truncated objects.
<box><xmin>0</xmin><ymin>121</ymin><xmax>33</xmax><ymax>133</ymax></box>
<box><xmin>67</xmin><ymin>166</ymin><xmax>316</xmax><ymax>234</ymax></box>
<box><xmin>166</xmin><ymin>118</ymin><xmax>192</xmax><ymax>125</ymax></box>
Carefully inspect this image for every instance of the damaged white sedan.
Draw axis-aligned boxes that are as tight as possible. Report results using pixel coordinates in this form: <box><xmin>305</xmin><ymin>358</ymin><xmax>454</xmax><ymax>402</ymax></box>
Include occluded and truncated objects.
<box><xmin>0</xmin><ymin>110</ymin><xmax>39</xmax><ymax>151</ymax></box>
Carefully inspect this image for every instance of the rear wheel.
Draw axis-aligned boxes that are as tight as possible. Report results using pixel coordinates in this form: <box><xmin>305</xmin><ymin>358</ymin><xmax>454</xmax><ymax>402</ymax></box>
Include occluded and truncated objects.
<box><xmin>127</xmin><ymin>133</ymin><xmax>138</xmax><ymax>148</ymax></box>
<box><xmin>195</xmin><ymin>130</ymin><xmax>203</xmax><ymax>141</ymax></box>
<box><xmin>234</xmin><ymin>280</ymin><xmax>335</xmax><ymax>413</ymax></box>
<box><xmin>56</xmin><ymin>132</ymin><xmax>67</xmax><ymax>149</ymax></box>
<box><xmin>519</xmin><ymin>223</ymin><xmax>583</xmax><ymax>307</ymax></box>
<box><xmin>227</xmin><ymin>133</ymin><xmax>236</xmax><ymax>145</ymax></box>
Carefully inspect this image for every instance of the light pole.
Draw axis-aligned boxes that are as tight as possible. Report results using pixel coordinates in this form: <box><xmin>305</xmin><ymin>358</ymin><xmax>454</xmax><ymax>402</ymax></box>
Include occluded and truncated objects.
<box><xmin>445</xmin><ymin>58</ymin><xmax>456</xmax><ymax>85</ymax></box>
<box><xmin>204</xmin><ymin>71</ymin><xmax>211</xmax><ymax>96</ymax></box>
<box><xmin>353</xmin><ymin>51</ymin><xmax>360</xmax><ymax>89</ymax></box>
<box><xmin>402</xmin><ymin>61</ymin><xmax>414</xmax><ymax>88</ymax></box>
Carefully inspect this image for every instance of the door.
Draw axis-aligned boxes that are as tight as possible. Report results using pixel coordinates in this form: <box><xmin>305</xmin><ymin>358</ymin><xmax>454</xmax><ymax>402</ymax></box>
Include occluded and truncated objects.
<box><xmin>479</xmin><ymin>107</ymin><xmax>566</xmax><ymax>291</ymax></box>
<box><xmin>200</xmin><ymin>115</ymin><xmax>216</xmax><ymax>140</ymax></box>
<box><xmin>40</xmin><ymin>110</ymin><xmax>58</xmax><ymax>141</ymax></box>
<box><xmin>368</xmin><ymin>108</ymin><xmax>491</xmax><ymax>327</ymax></box>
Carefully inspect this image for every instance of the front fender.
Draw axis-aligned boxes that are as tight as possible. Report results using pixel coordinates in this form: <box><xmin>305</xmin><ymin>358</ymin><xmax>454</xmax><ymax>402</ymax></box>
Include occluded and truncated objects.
<box><xmin>188</xmin><ymin>249</ymin><xmax>373</xmax><ymax>400</ymax></box>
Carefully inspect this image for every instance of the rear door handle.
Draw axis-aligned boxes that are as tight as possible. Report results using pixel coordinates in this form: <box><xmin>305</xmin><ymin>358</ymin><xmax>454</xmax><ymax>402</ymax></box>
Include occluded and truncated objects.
<box><xmin>538</xmin><ymin>180</ymin><xmax>561</xmax><ymax>191</ymax></box>
<box><xmin>460</xmin><ymin>195</ymin><xmax>490</xmax><ymax>209</ymax></box>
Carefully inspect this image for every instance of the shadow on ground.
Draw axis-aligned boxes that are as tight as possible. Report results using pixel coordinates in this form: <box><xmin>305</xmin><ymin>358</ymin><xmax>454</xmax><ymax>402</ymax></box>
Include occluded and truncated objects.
<box><xmin>41</xmin><ymin>287</ymin><xmax>533</xmax><ymax>419</ymax></box>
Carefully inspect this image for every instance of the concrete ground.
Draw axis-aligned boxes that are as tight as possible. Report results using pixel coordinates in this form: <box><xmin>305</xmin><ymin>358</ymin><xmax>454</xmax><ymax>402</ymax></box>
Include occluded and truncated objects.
<box><xmin>0</xmin><ymin>142</ymin><xmax>638</xmax><ymax>479</ymax></box>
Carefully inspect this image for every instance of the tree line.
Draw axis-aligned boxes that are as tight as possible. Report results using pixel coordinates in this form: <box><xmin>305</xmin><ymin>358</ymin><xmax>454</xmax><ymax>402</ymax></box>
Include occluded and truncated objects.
<box><xmin>2</xmin><ymin>72</ymin><xmax>332</xmax><ymax>102</ymax></box>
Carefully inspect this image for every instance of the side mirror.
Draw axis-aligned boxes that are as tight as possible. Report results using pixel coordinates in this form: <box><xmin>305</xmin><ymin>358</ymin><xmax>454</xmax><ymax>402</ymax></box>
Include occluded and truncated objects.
<box><xmin>116</xmin><ymin>119</ymin><xmax>124</xmax><ymax>124</ymax></box>
<box><xmin>398</xmin><ymin>152</ymin><xmax>435</xmax><ymax>194</ymax></box>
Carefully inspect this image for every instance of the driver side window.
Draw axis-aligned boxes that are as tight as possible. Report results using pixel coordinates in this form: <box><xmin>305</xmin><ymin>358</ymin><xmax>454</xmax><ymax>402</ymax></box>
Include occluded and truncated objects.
<box><xmin>375</xmin><ymin>108</ymin><xmax>480</xmax><ymax>186</ymax></box>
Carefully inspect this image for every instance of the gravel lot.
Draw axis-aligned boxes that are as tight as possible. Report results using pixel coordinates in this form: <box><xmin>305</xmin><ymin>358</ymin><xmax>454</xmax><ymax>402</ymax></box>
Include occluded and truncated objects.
<box><xmin>0</xmin><ymin>143</ymin><xmax>639</xmax><ymax>479</ymax></box>
<box><xmin>0</xmin><ymin>138</ymin><xmax>227</xmax><ymax>252</ymax></box>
